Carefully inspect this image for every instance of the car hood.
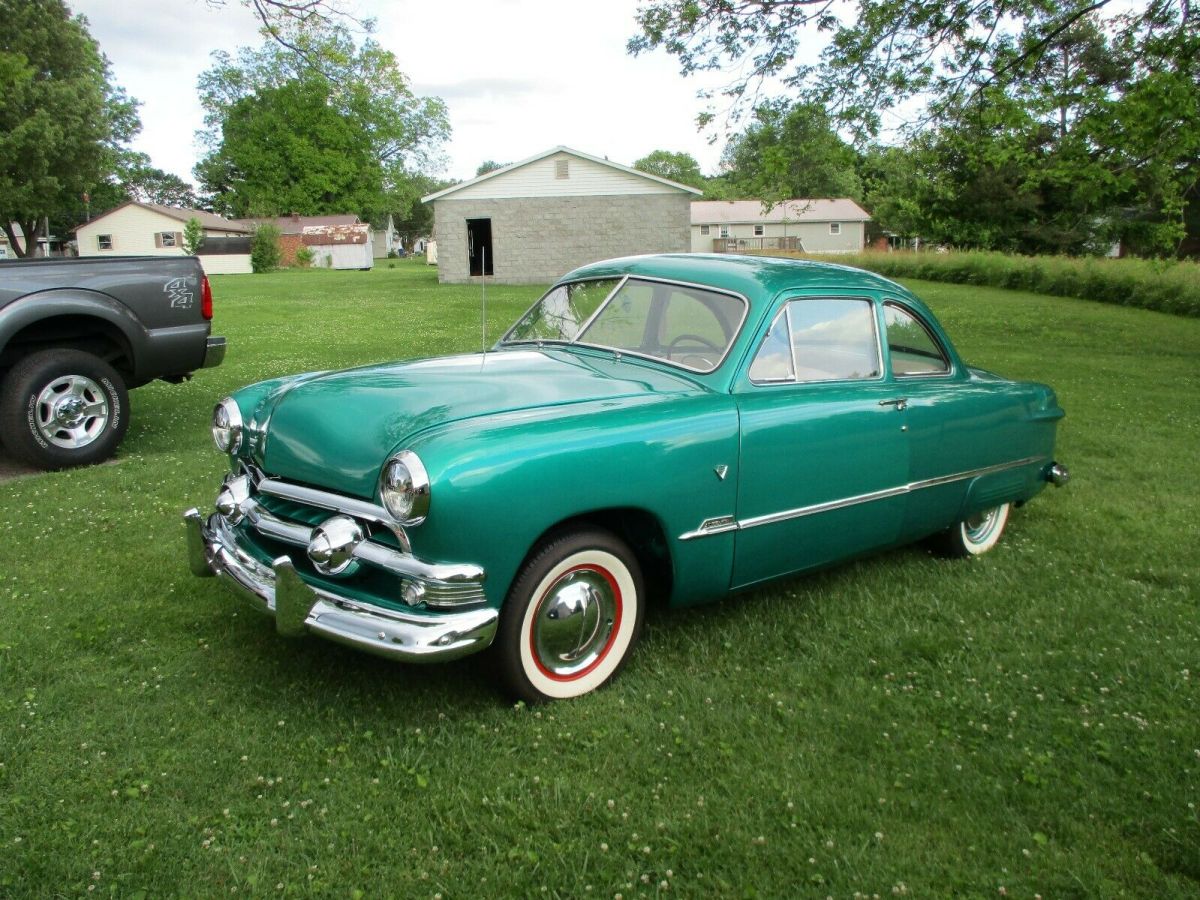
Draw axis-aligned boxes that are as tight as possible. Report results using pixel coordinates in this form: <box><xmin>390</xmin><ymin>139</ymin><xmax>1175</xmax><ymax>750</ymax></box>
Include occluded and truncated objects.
<box><xmin>252</xmin><ymin>348</ymin><xmax>701</xmax><ymax>498</ymax></box>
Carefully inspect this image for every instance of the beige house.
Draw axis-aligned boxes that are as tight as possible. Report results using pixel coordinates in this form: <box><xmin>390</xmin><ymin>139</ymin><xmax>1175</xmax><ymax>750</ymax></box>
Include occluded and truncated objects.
<box><xmin>76</xmin><ymin>202</ymin><xmax>252</xmax><ymax>274</ymax></box>
<box><xmin>423</xmin><ymin>146</ymin><xmax>701</xmax><ymax>285</ymax></box>
<box><xmin>691</xmin><ymin>199</ymin><xmax>871</xmax><ymax>254</ymax></box>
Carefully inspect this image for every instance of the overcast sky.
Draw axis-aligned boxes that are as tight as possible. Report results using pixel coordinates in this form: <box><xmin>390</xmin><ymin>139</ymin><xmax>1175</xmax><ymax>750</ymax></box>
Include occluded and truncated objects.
<box><xmin>69</xmin><ymin>0</ymin><xmax>751</xmax><ymax>186</ymax></box>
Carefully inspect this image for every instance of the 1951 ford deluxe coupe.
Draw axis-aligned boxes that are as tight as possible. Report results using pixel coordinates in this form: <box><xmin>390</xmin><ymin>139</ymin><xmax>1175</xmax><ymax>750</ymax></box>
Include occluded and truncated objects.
<box><xmin>184</xmin><ymin>254</ymin><xmax>1068</xmax><ymax>702</ymax></box>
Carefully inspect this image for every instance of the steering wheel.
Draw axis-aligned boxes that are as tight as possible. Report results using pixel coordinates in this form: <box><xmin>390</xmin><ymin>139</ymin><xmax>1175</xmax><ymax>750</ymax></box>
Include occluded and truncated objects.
<box><xmin>667</xmin><ymin>333</ymin><xmax>722</xmax><ymax>353</ymax></box>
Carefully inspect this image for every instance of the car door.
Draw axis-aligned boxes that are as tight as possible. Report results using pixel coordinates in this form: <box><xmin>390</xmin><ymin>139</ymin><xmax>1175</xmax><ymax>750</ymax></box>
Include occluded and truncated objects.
<box><xmin>731</xmin><ymin>294</ymin><xmax>911</xmax><ymax>589</ymax></box>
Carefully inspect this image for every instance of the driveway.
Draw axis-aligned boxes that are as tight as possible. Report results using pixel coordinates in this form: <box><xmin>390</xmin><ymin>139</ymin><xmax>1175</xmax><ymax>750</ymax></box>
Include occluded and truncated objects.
<box><xmin>0</xmin><ymin>447</ymin><xmax>40</xmax><ymax>481</ymax></box>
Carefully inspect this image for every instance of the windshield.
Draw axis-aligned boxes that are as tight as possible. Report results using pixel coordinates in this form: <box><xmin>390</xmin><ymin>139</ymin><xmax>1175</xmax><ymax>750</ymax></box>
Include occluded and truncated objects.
<box><xmin>502</xmin><ymin>276</ymin><xmax>746</xmax><ymax>374</ymax></box>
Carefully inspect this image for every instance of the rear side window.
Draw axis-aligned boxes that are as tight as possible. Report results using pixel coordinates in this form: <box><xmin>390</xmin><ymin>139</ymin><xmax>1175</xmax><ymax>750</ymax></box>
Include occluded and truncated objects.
<box><xmin>884</xmin><ymin>303</ymin><xmax>950</xmax><ymax>376</ymax></box>
<box><xmin>750</xmin><ymin>297</ymin><xmax>881</xmax><ymax>383</ymax></box>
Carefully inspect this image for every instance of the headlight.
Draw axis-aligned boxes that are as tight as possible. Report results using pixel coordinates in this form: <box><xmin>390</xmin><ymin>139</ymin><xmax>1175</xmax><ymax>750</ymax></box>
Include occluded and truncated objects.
<box><xmin>379</xmin><ymin>450</ymin><xmax>430</xmax><ymax>526</ymax></box>
<box><xmin>212</xmin><ymin>398</ymin><xmax>243</xmax><ymax>454</ymax></box>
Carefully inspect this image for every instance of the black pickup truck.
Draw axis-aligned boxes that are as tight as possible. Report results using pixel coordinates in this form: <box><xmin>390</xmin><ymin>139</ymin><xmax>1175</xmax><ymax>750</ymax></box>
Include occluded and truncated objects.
<box><xmin>0</xmin><ymin>256</ymin><xmax>225</xmax><ymax>469</ymax></box>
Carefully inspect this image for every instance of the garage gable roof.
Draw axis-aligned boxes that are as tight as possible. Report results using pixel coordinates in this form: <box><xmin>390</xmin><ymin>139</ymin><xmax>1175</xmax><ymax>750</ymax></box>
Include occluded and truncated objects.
<box><xmin>421</xmin><ymin>146</ymin><xmax>704</xmax><ymax>203</ymax></box>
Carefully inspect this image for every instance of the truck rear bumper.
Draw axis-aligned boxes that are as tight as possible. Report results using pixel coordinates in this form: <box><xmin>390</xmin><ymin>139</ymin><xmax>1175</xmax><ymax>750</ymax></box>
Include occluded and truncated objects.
<box><xmin>202</xmin><ymin>336</ymin><xmax>226</xmax><ymax>369</ymax></box>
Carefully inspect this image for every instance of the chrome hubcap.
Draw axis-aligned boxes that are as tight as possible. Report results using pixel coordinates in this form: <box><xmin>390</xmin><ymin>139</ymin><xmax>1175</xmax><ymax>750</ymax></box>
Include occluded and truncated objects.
<box><xmin>35</xmin><ymin>375</ymin><xmax>109</xmax><ymax>449</ymax></box>
<box><xmin>534</xmin><ymin>569</ymin><xmax>618</xmax><ymax>678</ymax></box>
<box><xmin>964</xmin><ymin>507</ymin><xmax>1000</xmax><ymax>543</ymax></box>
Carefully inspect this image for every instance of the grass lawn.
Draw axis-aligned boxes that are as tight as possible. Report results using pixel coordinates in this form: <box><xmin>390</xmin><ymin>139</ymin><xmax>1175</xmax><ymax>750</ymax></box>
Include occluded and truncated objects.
<box><xmin>1</xmin><ymin>258</ymin><xmax>1197</xmax><ymax>897</ymax></box>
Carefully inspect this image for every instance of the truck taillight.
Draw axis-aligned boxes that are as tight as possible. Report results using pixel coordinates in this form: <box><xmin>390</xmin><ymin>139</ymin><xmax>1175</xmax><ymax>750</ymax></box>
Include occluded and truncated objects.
<box><xmin>201</xmin><ymin>275</ymin><xmax>213</xmax><ymax>320</ymax></box>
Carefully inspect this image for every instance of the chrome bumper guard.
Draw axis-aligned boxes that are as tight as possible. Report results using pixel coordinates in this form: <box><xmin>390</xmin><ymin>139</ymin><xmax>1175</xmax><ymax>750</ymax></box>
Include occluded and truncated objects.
<box><xmin>1045</xmin><ymin>461</ymin><xmax>1071</xmax><ymax>487</ymax></box>
<box><xmin>184</xmin><ymin>508</ymin><xmax>498</xmax><ymax>662</ymax></box>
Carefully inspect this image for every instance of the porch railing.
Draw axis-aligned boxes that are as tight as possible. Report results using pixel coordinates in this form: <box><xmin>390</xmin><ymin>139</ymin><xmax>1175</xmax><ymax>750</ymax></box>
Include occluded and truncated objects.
<box><xmin>712</xmin><ymin>237</ymin><xmax>803</xmax><ymax>253</ymax></box>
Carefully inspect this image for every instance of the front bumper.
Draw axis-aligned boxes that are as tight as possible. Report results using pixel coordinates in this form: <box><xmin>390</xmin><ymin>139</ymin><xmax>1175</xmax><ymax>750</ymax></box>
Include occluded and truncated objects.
<box><xmin>183</xmin><ymin>508</ymin><xmax>498</xmax><ymax>662</ymax></box>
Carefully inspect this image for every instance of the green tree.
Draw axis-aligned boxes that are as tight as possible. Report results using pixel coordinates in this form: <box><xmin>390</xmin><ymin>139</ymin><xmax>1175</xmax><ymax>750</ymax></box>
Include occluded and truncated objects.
<box><xmin>250</xmin><ymin>222</ymin><xmax>282</xmax><ymax>272</ymax></box>
<box><xmin>183</xmin><ymin>217</ymin><xmax>205</xmax><ymax>255</ymax></box>
<box><xmin>633</xmin><ymin>150</ymin><xmax>704</xmax><ymax>187</ymax></box>
<box><xmin>631</xmin><ymin>0</ymin><xmax>1200</xmax><ymax>256</ymax></box>
<box><xmin>720</xmin><ymin>103</ymin><xmax>862</xmax><ymax>204</ymax></box>
<box><xmin>199</xmin><ymin>77</ymin><xmax>384</xmax><ymax>218</ymax></box>
<box><xmin>0</xmin><ymin>0</ymin><xmax>139</xmax><ymax>257</ymax></box>
<box><xmin>390</xmin><ymin>172</ymin><xmax>449</xmax><ymax>244</ymax></box>
<box><xmin>195</xmin><ymin>22</ymin><xmax>449</xmax><ymax>221</ymax></box>
<box><xmin>122</xmin><ymin>157</ymin><xmax>200</xmax><ymax>208</ymax></box>
<box><xmin>630</xmin><ymin>1</ymin><xmax>1191</xmax><ymax>135</ymax></box>
<box><xmin>859</xmin><ymin>19</ymin><xmax>1200</xmax><ymax>255</ymax></box>
<box><xmin>475</xmin><ymin>160</ymin><xmax>508</xmax><ymax>177</ymax></box>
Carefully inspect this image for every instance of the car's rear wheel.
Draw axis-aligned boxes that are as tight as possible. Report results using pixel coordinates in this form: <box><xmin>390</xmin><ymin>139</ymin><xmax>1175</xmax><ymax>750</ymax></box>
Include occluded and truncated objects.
<box><xmin>496</xmin><ymin>528</ymin><xmax>644</xmax><ymax>702</ymax></box>
<box><xmin>929</xmin><ymin>502</ymin><xmax>1011</xmax><ymax>557</ymax></box>
<box><xmin>0</xmin><ymin>349</ymin><xmax>129</xmax><ymax>470</ymax></box>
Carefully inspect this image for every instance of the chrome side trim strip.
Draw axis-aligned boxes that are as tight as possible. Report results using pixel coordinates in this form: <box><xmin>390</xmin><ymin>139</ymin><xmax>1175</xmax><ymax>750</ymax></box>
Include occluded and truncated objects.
<box><xmin>739</xmin><ymin>484</ymin><xmax>910</xmax><ymax>531</ymax></box>
<box><xmin>679</xmin><ymin>516</ymin><xmax>738</xmax><ymax>541</ymax></box>
<box><xmin>678</xmin><ymin>456</ymin><xmax>1042</xmax><ymax>541</ymax></box>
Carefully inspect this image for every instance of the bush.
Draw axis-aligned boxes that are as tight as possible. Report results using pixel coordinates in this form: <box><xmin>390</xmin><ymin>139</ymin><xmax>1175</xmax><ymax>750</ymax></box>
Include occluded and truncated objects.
<box><xmin>770</xmin><ymin>250</ymin><xmax>1200</xmax><ymax>317</ymax></box>
<box><xmin>182</xmin><ymin>217</ymin><xmax>205</xmax><ymax>256</ymax></box>
<box><xmin>294</xmin><ymin>245</ymin><xmax>314</xmax><ymax>268</ymax></box>
<box><xmin>250</xmin><ymin>223</ymin><xmax>282</xmax><ymax>273</ymax></box>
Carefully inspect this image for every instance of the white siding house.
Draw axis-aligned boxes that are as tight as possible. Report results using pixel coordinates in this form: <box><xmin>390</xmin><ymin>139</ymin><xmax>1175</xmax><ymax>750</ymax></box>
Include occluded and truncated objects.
<box><xmin>691</xmin><ymin>199</ymin><xmax>871</xmax><ymax>254</ymax></box>
<box><xmin>75</xmin><ymin>202</ymin><xmax>252</xmax><ymax>274</ymax></box>
<box><xmin>372</xmin><ymin>214</ymin><xmax>402</xmax><ymax>257</ymax></box>
<box><xmin>423</xmin><ymin>146</ymin><xmax>701</xmax><ymax>284</ymax></box>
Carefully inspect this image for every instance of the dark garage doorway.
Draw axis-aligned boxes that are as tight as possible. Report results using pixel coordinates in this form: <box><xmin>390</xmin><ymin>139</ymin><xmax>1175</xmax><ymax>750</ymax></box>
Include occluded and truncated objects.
<box><xmin>467</xmin><ymin>218</ymin><xmax>494</xmax><ymax>276</ymax></box>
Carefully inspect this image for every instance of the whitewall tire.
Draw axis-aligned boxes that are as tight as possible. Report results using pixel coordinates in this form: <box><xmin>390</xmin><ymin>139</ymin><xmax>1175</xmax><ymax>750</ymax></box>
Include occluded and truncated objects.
<box><xmin>932</xmin><ymin>503</ymin><xmax>1011</xmax><ymax>557</ymax></box>
<box><xmin>497</xmin><ymin>529</ymin><xmax>644</xmax><ymax>702</ymax></box>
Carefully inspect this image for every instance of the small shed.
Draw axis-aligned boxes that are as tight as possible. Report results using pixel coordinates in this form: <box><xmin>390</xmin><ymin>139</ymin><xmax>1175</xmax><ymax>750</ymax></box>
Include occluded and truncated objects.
<box><xmin>422</xmin><ymin>146</ymin><xmax>702</xmax><ymax>285</ymax></box>
<box><xmin>302</xmin><ymin>224</ymin><xmax>373</xmax><ymax>270</ymax></box>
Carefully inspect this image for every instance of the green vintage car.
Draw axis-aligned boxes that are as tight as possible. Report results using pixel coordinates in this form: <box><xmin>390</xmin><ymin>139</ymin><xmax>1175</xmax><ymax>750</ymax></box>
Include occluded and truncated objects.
<box><xmin>184</xmin><ymin>254</ymin><xmax>1068</xmax><ymax>701</ymax></box>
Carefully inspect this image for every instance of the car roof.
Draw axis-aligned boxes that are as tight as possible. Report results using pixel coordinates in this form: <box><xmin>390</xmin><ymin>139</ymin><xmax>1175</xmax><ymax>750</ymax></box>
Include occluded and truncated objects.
<box><xmin>561</xmin><ymin>253</ymin><xmax>910</xmax><ymax>304</ymax></box>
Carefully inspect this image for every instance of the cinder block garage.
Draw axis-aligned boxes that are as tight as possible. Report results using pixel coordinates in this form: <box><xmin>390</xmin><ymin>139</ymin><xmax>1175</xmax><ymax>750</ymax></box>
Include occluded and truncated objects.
<box><xmin>422</xmin><ymin>147</ymin><xmax>701</xmax><ymax>285</ymax></box>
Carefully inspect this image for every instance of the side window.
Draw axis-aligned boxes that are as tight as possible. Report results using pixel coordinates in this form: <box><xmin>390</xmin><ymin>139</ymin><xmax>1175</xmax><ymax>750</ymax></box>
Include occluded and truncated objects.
<box><xmin>750</xmin><ymin>297</ymin><xmax>880</xmax><ymax>383</ymax></box>
<box><xmin>748</xmin><ymin>308</ymin><xmax>794</xmax><ymax>382</ymax></box>
<box><xmin>884</xmin><ymin>303</ymin><xmax>950</xmax><ymax>376</ymax></box>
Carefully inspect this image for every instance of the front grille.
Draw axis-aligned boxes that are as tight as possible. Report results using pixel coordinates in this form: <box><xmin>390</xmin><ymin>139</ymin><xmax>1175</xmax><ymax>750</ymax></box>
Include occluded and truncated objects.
<box><xmin>227</xmin><ymin>465</ymin><xmax>486</xmax><ymax>610</ymax></box>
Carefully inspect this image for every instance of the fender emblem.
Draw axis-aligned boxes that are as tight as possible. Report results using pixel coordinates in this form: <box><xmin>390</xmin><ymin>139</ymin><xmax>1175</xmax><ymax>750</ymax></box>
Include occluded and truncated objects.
<box><xmin>714</xmin><ymin>465</ymin><xmax>729</xmax><ymax>481</ymax></box>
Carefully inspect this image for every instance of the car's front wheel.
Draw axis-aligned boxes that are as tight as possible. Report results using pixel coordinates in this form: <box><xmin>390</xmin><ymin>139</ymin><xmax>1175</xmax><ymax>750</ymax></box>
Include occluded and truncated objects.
<box><xmin>930</xmin><ymin>502</ymin><xmax>1011</xmax><ymax>557</ymax></box>
<box><xmin>496</xmin><ymin>528</ymin><xmax>644</xmax><ymax>702</ymax></box>
<box><xmin>0</xmin><ymin>349</ymin><xmax>129</xmax><ymax>470</ymax></box>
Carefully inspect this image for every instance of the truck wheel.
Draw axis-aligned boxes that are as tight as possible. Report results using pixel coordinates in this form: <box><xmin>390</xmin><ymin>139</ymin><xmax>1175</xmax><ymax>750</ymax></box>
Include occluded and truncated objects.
<box><xmin>0</xmin><ymin>349</ymin><xmax>129</xmax><ymax>470</ymax></box>
<box><xmin>495</xmin><ymin>528</ymin><xmax>644</xmax><ymax>703</ymax></box>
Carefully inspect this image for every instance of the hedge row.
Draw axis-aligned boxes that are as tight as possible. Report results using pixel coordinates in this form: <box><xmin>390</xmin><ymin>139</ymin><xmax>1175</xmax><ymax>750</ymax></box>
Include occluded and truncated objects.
<box><xmin>771</xmin><ymin>250</ymin><xmax>1200</xmax><ymax>317</ymax></box>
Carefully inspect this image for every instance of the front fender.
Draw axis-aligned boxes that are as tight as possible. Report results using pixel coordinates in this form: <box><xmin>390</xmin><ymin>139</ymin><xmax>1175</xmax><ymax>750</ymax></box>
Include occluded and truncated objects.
<box><xmin>403</xmin><ymin>393</ymin><xmax>741</xmax><ymax>609</ymax></box>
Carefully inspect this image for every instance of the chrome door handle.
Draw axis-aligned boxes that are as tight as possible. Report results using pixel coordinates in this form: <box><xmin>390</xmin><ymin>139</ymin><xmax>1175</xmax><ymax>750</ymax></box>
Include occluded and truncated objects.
<box><xmin>879</xmin><ymin>397</ymin><xmax>908</xmax><ymax>411</ymax></box>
